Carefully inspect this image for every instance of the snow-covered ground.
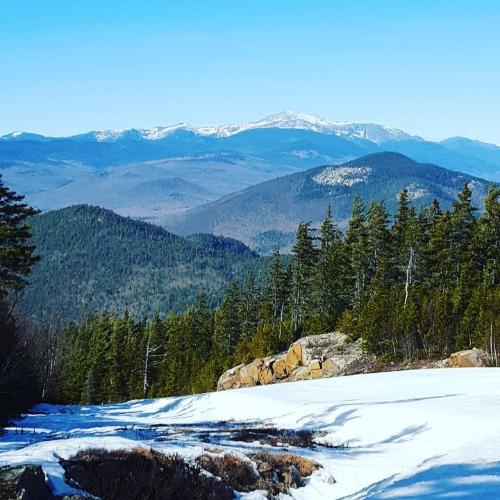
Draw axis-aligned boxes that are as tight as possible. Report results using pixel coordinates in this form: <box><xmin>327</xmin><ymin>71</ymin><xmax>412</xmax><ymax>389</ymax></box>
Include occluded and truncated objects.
<box><xmin>1</xmin><ymin>368</ymin><xmax>499</xmax><ymax>498</ymax></box>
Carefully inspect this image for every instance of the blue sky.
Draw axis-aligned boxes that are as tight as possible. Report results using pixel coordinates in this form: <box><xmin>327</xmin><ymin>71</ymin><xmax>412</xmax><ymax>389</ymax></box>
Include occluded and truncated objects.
<box><xmin>1</xmin><ymin>0</ymin><xmax>499</xmax><ymax>143</ymax></box>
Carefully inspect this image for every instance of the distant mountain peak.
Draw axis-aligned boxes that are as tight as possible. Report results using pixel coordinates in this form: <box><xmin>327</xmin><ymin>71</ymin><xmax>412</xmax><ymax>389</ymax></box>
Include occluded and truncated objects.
<box><xmin>0</xmin><ymin>112</ymin><xmax>420</xmax><ymax>144</ymax></box>
<box><xmin>0</xmin><ymin>131</ymin><xmax>50</xmax><ymax>142</ymax></box>
<box><xmin>196</xmin><ymin>111</ymin><xmax>418</xmax><ymax>143</ymax></box>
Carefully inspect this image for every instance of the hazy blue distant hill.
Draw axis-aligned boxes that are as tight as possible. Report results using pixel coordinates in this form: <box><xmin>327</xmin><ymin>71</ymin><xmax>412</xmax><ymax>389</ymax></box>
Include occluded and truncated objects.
<box><xmin>1</xmin><ymin>113</ymin><xmax>498</xmax><ymax>225</ymax></box>
<box><xmin>21</xmin><ymin>205</ymin><xmax>264</xmax><ymax>322</ymax></box>
<box><xmin>164</xmin><ymin>152</ymin><xmax>491</xmax><ymax>247</ymax></box>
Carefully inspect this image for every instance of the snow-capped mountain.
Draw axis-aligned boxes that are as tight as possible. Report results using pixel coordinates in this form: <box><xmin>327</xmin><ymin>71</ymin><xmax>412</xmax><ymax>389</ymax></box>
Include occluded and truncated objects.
<box><xmin>197</xmin><ymin>111</ymin><xmax>419</xmax><ymax>143</ymax></box>
<box><xmin>0</xmin><ymin>113</ymin><xmax>498</xmax><ymax>224</ymax></box>
<box><xmin>0</xmin><ymin>111</ymin><xmax>419</xmax><ymax>144</ymax></box>
<box><xmin>0</xmin><ymin>131</ymin><xmax>51</xmax><ymax>142</ymax></box>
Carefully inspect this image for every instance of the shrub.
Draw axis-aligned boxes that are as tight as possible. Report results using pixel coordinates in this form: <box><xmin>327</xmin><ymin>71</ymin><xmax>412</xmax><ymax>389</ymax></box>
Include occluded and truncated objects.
<box><xmin>61</xmin><ymin>448</ymin><xmax>233</xmax><ymax>500</ymax></box>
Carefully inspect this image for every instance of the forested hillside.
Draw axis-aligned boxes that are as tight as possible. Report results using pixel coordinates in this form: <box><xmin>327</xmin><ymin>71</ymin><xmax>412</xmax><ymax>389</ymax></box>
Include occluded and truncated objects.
<box><xmin>20</xmin><ymin>205</ymin><xmax>265</xmax><ymax>322</ymax></box>
<box><xmin>44</xmin><ymin>183</ymin><xmax>499</xmax><ymax>404</ymax></box>
<box><xmin>164</xmin><ymin>152</ymin><xmax>490</xmax><ymax>247</ymax></box>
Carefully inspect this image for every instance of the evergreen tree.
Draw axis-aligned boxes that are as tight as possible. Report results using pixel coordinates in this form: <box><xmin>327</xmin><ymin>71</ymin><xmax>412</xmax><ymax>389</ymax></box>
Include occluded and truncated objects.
<box><xmin>311</xmin><ymin>207</ymin><xmax>348</xmax><ymax>332</ymax></box>
<box><xmin>0</xmin><ymin>175</ymin><xmax>40</xmax><ymax>300</ymax></box>
<box><xmin>344</xmin><ymin>196</ymin><xmax>369</xmax><ymax>306</ymax></box>
<box><xmin>291</xmin><ymin>222</ymin><xmax>318</xmax><ymax>335</ymax></box>
<box><xmin>213</xmin><ymin>281</ymin><xmax>242</xmax><ymax>367</ymax></box>
<box><xmin>366</xmin><ymin>201</ymin><xmax>392</xmax><ymax>292</ymax></box>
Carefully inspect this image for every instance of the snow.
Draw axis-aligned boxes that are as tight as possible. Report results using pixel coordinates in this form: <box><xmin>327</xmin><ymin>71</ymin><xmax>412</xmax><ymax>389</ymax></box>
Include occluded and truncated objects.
<box><xmin>1</xmin><ymin>112</ymin><xmax>420</xmax><ymax>144</ymax></box>
<box><xmin>197</xmin><ymin>111</ymin><xmax>415</xmax><ymax>143</ymax></box>
<box><xmin>313</xmin><ymin>166</ymin><xmax>372</xmax><ymax>187</ymax></box>
<box><xmin>1</xmin><ymin>369</ymin><xmax>499</xmax><ymax>498</ymax></box>
<box><xmin>397</xmin><ymin>182</ymin><xmax>428</xmax><ymax>201</ymax></box>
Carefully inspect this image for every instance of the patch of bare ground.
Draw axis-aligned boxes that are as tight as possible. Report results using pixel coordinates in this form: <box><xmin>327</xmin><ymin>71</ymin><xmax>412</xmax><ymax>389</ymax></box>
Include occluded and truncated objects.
<box><xmin>197</xmin><ymin>450</ymin><xmax>322</xmax><ymax>497</ymax></box>
<box><xmin>196</xmin><ymin>453</ymin><xmax>259</xmax><ymax>492</ymax></box>
<box><xmin>230</xmin><ymin>427</ymin><xmax>314</xmax><ymax>448</ymax></box>
<box><xmin>60</xmin><ymin>448</ymin><xmax>233</xmax><ymax>500</ymax></box>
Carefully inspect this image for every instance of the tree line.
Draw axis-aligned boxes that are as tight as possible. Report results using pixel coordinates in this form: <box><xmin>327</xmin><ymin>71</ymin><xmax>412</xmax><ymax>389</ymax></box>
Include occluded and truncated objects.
<box><xmin>0</xmin><ymin>174</ymin><xmax>498</xmax><ymax>412</ymax></box>
<box><xmin>40</xmin><ymin>183</ymin><xmax>499</xmax><ymax>404</ymax></box>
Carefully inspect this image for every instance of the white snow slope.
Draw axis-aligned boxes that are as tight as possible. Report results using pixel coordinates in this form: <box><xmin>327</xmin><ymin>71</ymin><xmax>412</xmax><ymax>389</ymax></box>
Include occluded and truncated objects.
<box><xmin>1</xmin><ymin>368</ymin><xmax>499</xmax><ymax>499</ymax></box>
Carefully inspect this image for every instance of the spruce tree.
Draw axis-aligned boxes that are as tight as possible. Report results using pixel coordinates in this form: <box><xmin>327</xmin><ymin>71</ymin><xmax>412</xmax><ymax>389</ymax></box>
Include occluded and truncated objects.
<box><xmin>291</xmin><ymin>222</ymin><xmax>318</xmax><ymax>335</ymax></box>
<box><xmin>0</xmin><ymin>175</ymin><xmax>40</xmax><ymax>300</ymax></box>
<box><xmin>345</xmin><ymin>196</ymin><xmax>369</xmax><ymax>306</ymax></box>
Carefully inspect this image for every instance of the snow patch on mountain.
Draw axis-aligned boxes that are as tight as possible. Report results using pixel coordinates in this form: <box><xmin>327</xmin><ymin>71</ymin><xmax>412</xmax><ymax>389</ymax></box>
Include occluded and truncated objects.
<box><xmin>467</xmin><ymin>179</ymin><xmax>485</xmax><ymax>193</ymax></box>
<box><xmin>1</xmin><ymin>111</ymin><xmax>420</xmax><ymax>144</ymax></box>
<box><xmin>313</xmin><ymin>166</ymin><xmax>372</xmax><ymax>187</ymax></box>
<box><xmin>397</xmin><ymin>182</ymin><xmax>428</xmax><ymax>201</ymax></box>
<box><xmin>199</xmin><ymin>111</ymin><xmax>417</xmax><ymax>143</ymax></box>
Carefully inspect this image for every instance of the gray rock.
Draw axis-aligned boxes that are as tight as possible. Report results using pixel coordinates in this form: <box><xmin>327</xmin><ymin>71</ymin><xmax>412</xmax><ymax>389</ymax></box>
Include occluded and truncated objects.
<box><xmin>217</xmin><ymin>332</ymin><xmax>371</xmax><ymax>390</ymax></box>
<box><xmin>0</xmin><ymin>465</ymin><xmax>53</xmax><ymax>500</ymax></box>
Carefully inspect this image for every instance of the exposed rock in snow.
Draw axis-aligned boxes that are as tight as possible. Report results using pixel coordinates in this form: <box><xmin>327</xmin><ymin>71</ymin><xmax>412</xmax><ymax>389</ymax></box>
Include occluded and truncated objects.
<box><xmin>0</xmin><ymin>464</ymin><xmax>53</xmax><ymax>499</ymax></box>
<box><xmin>444</xmin><ymin>347</ymin><xmax>490</xmax><ymax>367</ymax></box>
<box><xmin>312</xmin><ymin>166</ymin><xmax>372</xmax><ymax>187</ymax></box>
<box><xmin>217</xmin><ymin>332</ymin><xmax>373</xmax><ymax>391</ymax></box>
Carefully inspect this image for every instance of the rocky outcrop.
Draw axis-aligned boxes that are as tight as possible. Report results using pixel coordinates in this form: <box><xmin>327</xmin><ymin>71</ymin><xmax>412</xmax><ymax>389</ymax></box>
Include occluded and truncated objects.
<box><xmin>217</xmin><ymin>333</ymin><xmax>493</xmax><ymax>391</ymax></box>
<box><xmin>443</xmin><ymin>348</ymin><xmax>490</xmax><ymax>368</ymax></box>
<box><xmin>0</xmin><ymin>465</ymin><xmax>54</xmax><ymax>500</ymax></box>
<box><xmin>217</xmin><ymin>332</ymin><xmax>375</xmax><ymax>391</ymax></box>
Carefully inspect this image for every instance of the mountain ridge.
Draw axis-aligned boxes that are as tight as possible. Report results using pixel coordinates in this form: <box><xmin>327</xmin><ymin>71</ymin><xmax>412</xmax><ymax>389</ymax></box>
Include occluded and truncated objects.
<box><xmin>164</xmin><ymin>152</ymin><xmax>492</xmax><ymax>249</ymax></box>
<box><xmin>1</xmin><ymin>111</ymin><xmax>419</xmax><ymax>144</ymax></box>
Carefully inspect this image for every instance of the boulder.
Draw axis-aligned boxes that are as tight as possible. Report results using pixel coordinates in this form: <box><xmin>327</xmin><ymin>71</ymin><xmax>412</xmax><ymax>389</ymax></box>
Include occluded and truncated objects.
<box><xmin>310</xmin><ymin>369</ymin><xmax>324</xmax><ymax>379</ymax></box>
<box><xmin>272</xmin><ymin>358</ymin><xmax>288</xmax><ymax>379</ymax></box>
<box><xmin>0</xmin><ymin>465</ymin><xmax>53</xmax><ymax>500</ymax></box>
<box><xmin>298</xmin><ymin>332</ymin><xmax>350</xmax><ymax>365</ymax></box>
<box><xmin>444</xmin><ymin>348</ymin><xmax>490</xmax><ymax>368</ymax></box>
<box><xmin>258</xmin><ymin>366</ymin><xmax>275</xmax><ymax>385</ymax></box>
<box><xmin>239</xmin><ymin>361</ymin><xmax>262</xmax><ymax>386</ymax></box>
<box><xmin>217</xmin><ymin>363</ymin><xmax>244</xmax><ymax>391</ymax></box>
<box><xmin>308</xmin><ymin>359</ymin><xmax>322</xmax><ymax>372</ymax></box>
<box><xmin>285</xmin><ymin>342</ymin><xmax>302</xmax><ymax>372</ymax></box>
<box><xmin>217</xmin><ymin>332</ymin><xmax>372</xmax><ymax>390</ymax></box>
<box><xmin>289</xmin><ymin>366</ymin><xmax>310</xmax><ymax>382</ymax></box>
<box><xmin>322</xmin><ymin>358</ymin><xmax>341</xmax><ymax>376</ymax></box>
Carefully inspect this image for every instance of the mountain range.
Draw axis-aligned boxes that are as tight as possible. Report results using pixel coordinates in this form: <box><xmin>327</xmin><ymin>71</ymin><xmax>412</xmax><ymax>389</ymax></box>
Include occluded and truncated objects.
<box><xmin>1</xmin><ymin>112</ymin><xmax>499</xmax><ymax>226</ymax></box>
<box><xmin>164</xmin><ymin>152</ymin><xmax>491</xmax><ymax>249</ymax></box>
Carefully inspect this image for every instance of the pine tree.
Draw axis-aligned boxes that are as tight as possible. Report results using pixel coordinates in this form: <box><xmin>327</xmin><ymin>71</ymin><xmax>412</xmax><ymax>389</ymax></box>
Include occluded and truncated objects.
<box><xmin>311</xmin><ymin>207</ymin><xmax>348</xmax><ymax>331</ymax></box>
<box><xmin>213</xmin><ymin>281</ymin><xmax>242</xmax><ymax>367</ymax></box>
<box><xmin>366</xmin><ymin>201</ymin><xmax>392</xmax><ymax>292</ymax></box>
<box><xmin>345</xmin><ymin>196</ymin><xmax>369</xmax><ymax>306</ymax></box>
<box><xmin>0</xmin><ymin>175</ymin><xmax>40</xmax><ymax>300</ymax></box>
<box><xmin>291</xmin><ymin>222</ymin><xmax>318</xmax><ymax>335</ymax></box>
<box><xmin>240</xmin><ymin>273</ymin><xmax>260</xmax><ymax>341</ymax></box>
<box><xmin>477</xmin><ymin>185</ymin><xmax>500</xmax><ymax>286</ymax></box>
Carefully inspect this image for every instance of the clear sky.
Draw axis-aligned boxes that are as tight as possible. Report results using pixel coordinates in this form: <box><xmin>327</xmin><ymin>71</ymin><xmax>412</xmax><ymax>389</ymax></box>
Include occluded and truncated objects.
<box><xmin>1</xmin><ymin>0</ymin><xmax>499</xmax><ymax>143</ymax></box>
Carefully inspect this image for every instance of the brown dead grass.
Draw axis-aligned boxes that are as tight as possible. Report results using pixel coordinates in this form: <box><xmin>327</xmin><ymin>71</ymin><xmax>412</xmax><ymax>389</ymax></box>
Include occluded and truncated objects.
<box><xmin>61</xmin><ymin>448</ymin><xmax>233</xmax><ymax>500</ymax></box>
<box><xmin>251</xmin><ymin>451</ymin><xmax>321</xmax><ymax>477</ymax></box>
<box><xmin>196</xmin><ymin>453</ymin><xmax>259</xmax><ymax>492</ymax></box>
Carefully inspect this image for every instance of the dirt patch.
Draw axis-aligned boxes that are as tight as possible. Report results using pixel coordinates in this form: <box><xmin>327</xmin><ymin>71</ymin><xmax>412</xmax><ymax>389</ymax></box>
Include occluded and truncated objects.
<box><xmin>230</xmin><ymin>427</ymin><xmax>314</xmax><ymax>448</ymax></box>
<box><xmin>60</xmin><ymin>448</ymin><xmax>233</xmax><ymax>500</ymax></box>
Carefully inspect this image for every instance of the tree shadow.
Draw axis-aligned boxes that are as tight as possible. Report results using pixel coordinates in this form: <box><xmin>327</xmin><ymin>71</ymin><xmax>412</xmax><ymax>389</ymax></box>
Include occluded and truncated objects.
<box><xmin>362</xmin><ymin>461</ymin><xmax>500</xmax><ymax>499</ymax></box>
<box><xmin>294</xmin><ymin>394</ymin><xmax>460</xmax><ymax>430</ymax></box>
